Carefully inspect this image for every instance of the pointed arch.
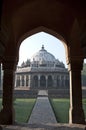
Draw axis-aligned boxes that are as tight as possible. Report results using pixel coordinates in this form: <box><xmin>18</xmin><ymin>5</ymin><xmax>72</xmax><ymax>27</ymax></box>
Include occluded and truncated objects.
<box><xmin>17</xmin><ymin>26</ymin><xmax>68</xmax><ymax>64</ymax></box>
<box><xmin>18</xmin><ymin>26</ymin><xmax>67</xmax><ymax>48</ymax></box>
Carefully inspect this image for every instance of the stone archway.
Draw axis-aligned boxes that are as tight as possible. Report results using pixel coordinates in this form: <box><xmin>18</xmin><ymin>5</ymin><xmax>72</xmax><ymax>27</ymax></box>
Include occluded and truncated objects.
<box><xmin>16</xmin><ymin>26</ymin><xmax>86</xmax><ymax>124</ymax></box>
<box><xmin>48</xmin><ymin>75</ymin><xmax>53</xmax><ymax>88</ymax></box>
<box><xmin>33</xmin><ymin>75</ymin><xmax>38</xmax><ymax>88</ymax></box>
<box><xmin>0</xmin><ymin>27</ymin><xmax>85</xmax><ymax>125</ymax></box>
<box><xmin>21</xmin><ymin>75</ymin><xmax>24</xmax><ymax>86</ymax></box>
<box><xmin>57</xmin><ymin>75</ymin><xmax>60</xmax><ymax>88</ymax></box>
<box><xmin>40</xmin><ymin>75</ymin><xmax>46</xmax><ymax>89</ymax></box>
<box><xmin>0</xmin><ymin>0</ymin><xmax>85</xmax><ymax>124</ymax></box>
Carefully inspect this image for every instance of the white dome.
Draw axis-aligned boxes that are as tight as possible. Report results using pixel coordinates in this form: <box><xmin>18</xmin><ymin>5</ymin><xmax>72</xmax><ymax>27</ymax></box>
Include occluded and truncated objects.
<box><xmin>31</xmin><ymin>45</ymin><xmax>56</xmax><ymax>64</ymax></box>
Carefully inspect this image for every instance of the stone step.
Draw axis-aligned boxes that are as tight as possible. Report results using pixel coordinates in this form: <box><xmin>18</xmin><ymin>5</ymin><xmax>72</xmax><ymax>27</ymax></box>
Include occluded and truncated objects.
<box><xmin>2</xmin><ymin>124</ymin><xmax>86</xmax><ymax>130</ymax></box>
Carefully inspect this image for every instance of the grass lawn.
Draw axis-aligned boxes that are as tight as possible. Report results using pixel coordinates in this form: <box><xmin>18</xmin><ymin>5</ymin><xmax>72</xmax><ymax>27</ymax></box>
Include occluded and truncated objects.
<box><xmin>0</xmin><ymin>98</ymin><xmax>36</xmax><ymax>123</ymax></box>
<box><xmin>50</xmin><ymin>98</ymin><xmax>86</xmax><ymax>123</ymax></box>
<box><xmin>0</xmin><ymin>98</ymin><xmax>86</xmax><ymax>123</ymax></box>
<box><xmin>14</xmin><ymin>98</ymin><xmax>36</xmax><ymax>123</ymax></box>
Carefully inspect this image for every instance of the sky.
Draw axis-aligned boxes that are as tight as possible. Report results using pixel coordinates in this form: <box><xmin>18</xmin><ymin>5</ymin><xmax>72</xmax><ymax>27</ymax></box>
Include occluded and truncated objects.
<box><xmin>18</xmin><ymin>32</ymin><xmax>86</xmax><ymax>68</ymax></box>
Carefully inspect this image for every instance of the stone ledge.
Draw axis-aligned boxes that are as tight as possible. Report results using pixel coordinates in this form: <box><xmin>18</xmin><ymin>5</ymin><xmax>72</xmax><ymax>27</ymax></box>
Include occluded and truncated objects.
<box><xmin>1</xmin><ymin>123</ymin><xmax>86</xmax><ymax>130</ymax></box>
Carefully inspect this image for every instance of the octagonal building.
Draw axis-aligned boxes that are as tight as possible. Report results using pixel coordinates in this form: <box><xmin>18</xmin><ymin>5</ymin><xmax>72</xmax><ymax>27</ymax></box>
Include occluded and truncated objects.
<box><xmin>15</xmin><ymin>45</ymin><xmax>69</xmax><ymax>89</ymax></box>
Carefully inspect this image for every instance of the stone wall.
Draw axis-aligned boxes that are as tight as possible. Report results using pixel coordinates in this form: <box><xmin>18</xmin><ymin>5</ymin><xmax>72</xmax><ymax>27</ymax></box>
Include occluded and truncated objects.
<box><xmin>48</xmin><ymin>89</ymin><xmax>70</xmax><ymax>98</ymax></box>
<box><xmin>0</xmin><ymin>89</ymin><xmax>86</xmax><ymax>98</ymax></box>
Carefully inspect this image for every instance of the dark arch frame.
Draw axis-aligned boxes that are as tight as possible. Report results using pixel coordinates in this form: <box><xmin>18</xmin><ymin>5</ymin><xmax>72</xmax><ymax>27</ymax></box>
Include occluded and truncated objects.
<box><xmin>17</xmin><ymin>26</ymin><xmax>68</xmax><ymax>63</ymax></box>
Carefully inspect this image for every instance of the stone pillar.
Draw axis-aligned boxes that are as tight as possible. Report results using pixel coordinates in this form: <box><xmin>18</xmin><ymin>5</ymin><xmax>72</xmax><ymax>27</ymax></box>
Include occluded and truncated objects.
<box><xmin>59</xmin><ymin>75</ymin><xmax>62</xmax><ymax>87</ymax></box>
<box><xmin>0</xmin><ymin>63</ymin><xmax>3</xmax><ymax>90</ymax></box>
<box><xmin>68</xmin><ymin>59</ymin><xmax>85</xmax><ymax>124</ymax></box>
<box><xmin>0</xmin><ymin>63</ymin><xmax>2</xmax><ymax>89</ymax></box>
<box><xmin>20</xmin><ymin>75</ymin><xmax>22</xmax><ymax>87</ymax></box>
<box><xmin>29</xmin><ymin>75</ymin><xmax>32</xmax><ymax>88</ymax></box>
<box><xmin>24</xmin><ymin>75</ymin><xmax>26</xmax><ymax>87</ymax></box>
<box><xmin>15</xmin><ymin>75</ymin><xmax>17</xmax><ymax>88</ymax></box>
<box><xmin>28</xmin><ymin>75</ymin><xmax>29</xmax><ymax>87</ymax></box>
<box><xmin>0</xmin><ymin>57</ymin><xmax>17</xmax><ymax>124</ymax></box>
<box><xmin>28</xmin><ymin>75</ymin><xmax>30</xmax><ymax>87</ymax></box>
<box><xmin>0</xmin><ymin>63</ymin><xmax>1</xmax><ymax>90</ymax></box>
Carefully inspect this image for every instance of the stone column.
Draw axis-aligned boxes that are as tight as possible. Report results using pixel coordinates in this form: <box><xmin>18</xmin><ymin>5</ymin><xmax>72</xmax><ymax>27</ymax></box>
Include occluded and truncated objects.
<box><xmin>29</xmin><ymin>75</ymin><xmax>32</xmax><ymax>88</ymax></box>
<box><xmin>0</xmin><ymin>64</ymin><xmax>1</xmax><ymax>89</ymax></box>
<box><xmin>28</xmin><ymin>75</ymin><xmax>30</xmax><ymax>88</ymax></box>
<box><xmin>0</xmin><ymin>57</ymin><xmax>17</xmax><ymax>124</ymax></box>
<box><xmin>24</xmin><ymin>75</ymin><xmax>26</xmax><ymax>87</ymax></box>
<box><xmin>20</xmin><ymin>75</ymin><xmax>22</xmax><ymax>87</ymax></box>
<box><xmin>59</xmin><ymin>75</ymin><xmax>62</xmax><ymax>87</ymax></box>
<box><xmin>15</xmin><ymin>75</ymin><xmax>17</xmax><ymax>88</ymax></box>
<box><xmin>28</xmin><ymin>75</ymin><xmax>29</xmax><ymax>87</ymax></box>
<box><xmin>0</xmin><ymin>63</ymin><xmax>3</xmax><ymax>90</ymax></box>
<box><xmin>68</xmin><ymin>59</ymin><xmax>85</xmax><ymax>124</ymax></box>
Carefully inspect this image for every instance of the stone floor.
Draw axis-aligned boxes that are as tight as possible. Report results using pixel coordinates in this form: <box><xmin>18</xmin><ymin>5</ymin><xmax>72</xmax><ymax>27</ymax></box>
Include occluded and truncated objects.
<box><xmin>1</xmin><ymin>123</ymin><xmax>86</xmax><ymax>130</ymax></box>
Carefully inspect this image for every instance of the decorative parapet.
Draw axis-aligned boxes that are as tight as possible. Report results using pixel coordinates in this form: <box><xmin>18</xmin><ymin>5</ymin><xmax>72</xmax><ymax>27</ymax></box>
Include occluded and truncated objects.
<box><xmin>16</xmin><ymin>66</ymin><xmax>68</xmax><ymax>73</ymax></box>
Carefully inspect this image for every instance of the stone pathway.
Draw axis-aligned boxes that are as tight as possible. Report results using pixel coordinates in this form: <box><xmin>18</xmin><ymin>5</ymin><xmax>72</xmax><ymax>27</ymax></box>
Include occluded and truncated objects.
<box><xmin>38</xmin><ymin>90</ymin><xmax>48</xmax><ymax>96</ymax></box>
<box><xmin>28</xmin><ymin>90</ymin><xmax>57</xmax><ymax>124</ymax></box>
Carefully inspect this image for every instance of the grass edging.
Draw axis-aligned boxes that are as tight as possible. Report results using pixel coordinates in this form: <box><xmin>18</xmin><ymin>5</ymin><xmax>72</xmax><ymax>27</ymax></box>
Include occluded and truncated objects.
<box><xmin>14</xmin><ymin>98</ymin><xmax>36</xmax><ymax>123</ymax></box>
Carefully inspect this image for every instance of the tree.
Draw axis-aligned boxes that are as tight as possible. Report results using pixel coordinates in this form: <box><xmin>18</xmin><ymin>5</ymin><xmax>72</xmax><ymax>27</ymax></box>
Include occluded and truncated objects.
<box><xmin>21</xmin><ymin>61</ymin><xmax>25</xmax><ymax>67</ymax></box>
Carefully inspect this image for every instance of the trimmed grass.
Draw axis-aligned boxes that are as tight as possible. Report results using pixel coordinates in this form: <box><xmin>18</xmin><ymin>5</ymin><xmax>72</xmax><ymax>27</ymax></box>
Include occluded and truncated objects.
<box><xmin>50</xmin><ymin>98</ymin><xmax>69</xmax><ymax>123</ymax></box>
<box><xmin>14</xmin><ymin>98</ymin><xmax>36</xmax><ymax>123</ymax></box>
<box><xmin>0</xmin><ymin>98</ymin><xmax>36</xmax><ymax>123</ymax></box>
<box><xmin>0</xmin><ymin>98</ymin><xmax>86</xmax><ymax>123</ymax></box>
<box><xmin>50</xmin><ymin>98</ymin><xmax>86</xmax><ymax>123</ymax></box>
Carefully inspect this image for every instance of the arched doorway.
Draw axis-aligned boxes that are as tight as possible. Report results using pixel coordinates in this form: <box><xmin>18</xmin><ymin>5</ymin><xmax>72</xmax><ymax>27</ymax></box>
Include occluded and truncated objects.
<box><xmin>26</xmin><ymin>75</ymin><xmax>29</xmax><ymax>87</ymax></box>
<box><xmin>22</xmin><ymin>75</ymin><xmax>24</xmax><ymax>86</ymax></box>
<box><xmin>48</xmin><ymin>75</ymin><xmax>53</xmax><ymax>88</ymax></box>
<box><xmin>16</xmin><ymin>75</ymin><xmax>20</xmax><ymax>87</ymax></box>
<box><xmin>33</xmin><ymin>75</ymin><xmax>38</xmax><ymax>88</ymax></box>
<box><xmin>57</xmin><ymin>75</ymin><xmax>60</xmax><ymax>88</ymax></box>
<box><xmin>40</xmin><ymin>75</ymin><xmax>46</xmax><ymax>88</ymax></box>
<box><xmin>17</xmin><ymin>29</ymin><xmax>85</xmax><ymax>124</ymax></box>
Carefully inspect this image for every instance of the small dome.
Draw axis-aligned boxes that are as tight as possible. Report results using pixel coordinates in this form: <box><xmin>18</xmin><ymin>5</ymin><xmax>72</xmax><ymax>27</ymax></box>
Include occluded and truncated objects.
<box><xmin>31</xmin><ymin>45</ymin><xmax>56</xmax><ymax>64</ymax></box>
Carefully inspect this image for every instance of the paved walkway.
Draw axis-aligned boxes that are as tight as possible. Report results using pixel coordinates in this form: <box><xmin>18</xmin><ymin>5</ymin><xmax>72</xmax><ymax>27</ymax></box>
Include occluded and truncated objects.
<box><xmin>28</xmin><ymin>90</ymin><xmax>57</xmax><ymax>124</ymax></box>
<box><xmin>38</xmin><ymin>90</ymin><xmax>48</xmax><ymax>96</ymax></box>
